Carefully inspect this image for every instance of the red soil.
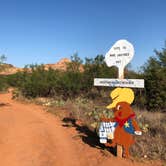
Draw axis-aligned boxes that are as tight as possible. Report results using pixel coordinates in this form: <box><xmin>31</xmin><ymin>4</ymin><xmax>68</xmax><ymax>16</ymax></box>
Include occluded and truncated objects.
<box><xmin>0</xmin><ymin>92</ymin><xmax>163</xmax><ymax>166</ymax></box>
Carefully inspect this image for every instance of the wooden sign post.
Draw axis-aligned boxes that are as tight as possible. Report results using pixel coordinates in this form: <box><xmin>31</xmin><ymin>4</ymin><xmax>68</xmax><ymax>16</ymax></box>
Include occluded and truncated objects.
<box><xmin>94</xmin><ymin>39</ymin><xmax>144</xmax><ymax>157</ymax></box>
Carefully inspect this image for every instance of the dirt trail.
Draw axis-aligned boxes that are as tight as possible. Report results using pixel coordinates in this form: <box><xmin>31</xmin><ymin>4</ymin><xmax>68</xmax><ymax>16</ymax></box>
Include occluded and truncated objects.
<box><xmin>0</xmin><ymin>92</ymin><xmax>162</xmax><ymax>166</ymax></box>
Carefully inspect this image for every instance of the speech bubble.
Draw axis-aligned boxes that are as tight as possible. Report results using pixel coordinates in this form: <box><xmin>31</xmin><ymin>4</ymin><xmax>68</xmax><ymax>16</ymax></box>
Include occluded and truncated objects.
<box><xmin>105</xmin><ymin>40</ymin><xmax>134</xmax><ymax>69</ymax></box>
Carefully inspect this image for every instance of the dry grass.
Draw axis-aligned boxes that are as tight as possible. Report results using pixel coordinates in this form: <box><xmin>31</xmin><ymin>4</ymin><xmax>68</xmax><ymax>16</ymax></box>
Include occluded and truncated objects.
<box><xmin>131</xmin><ymin>109</ymin><xmax>166</xmax><ymax>161</ymax></box>
<box><xmin>13</xmin><ymin>92</ymin><xmax>165</xmax><ymax>161</ymax></box>
<box><xmin>53</xmin><ymin>99</ymin><xmax>166</xmax><ymax>161</ymax></box>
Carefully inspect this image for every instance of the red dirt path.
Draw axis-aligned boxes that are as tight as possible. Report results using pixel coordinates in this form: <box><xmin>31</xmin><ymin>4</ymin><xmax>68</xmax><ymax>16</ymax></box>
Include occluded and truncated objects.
<box><xmin>0</xmin><ymin>92</ymin><xmax>162</xmax><ymax>166</ymax></box>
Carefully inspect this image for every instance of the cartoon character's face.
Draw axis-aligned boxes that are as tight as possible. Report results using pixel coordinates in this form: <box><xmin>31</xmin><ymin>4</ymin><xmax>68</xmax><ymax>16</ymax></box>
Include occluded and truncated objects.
<box><xmin>114</xmin><ymin>102</ymin><xmax>134</xmax><ymax>119</ymax></box>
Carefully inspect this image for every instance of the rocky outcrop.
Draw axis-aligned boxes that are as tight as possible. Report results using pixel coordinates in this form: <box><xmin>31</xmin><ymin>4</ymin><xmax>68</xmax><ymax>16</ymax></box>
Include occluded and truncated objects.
<box><xmin>0</xmin><ymin>64</ymin><xmax>22</xmax><ymax>75</ymax></box>
<box><xmin>0</xmin><ymin>58</ymin><xmax>83</xmax><ymax>75</ymax></box>
<box><xmin>44</xmin><ymin>58</ymin><xmax>71</xmax><ymax>71</ymax></box>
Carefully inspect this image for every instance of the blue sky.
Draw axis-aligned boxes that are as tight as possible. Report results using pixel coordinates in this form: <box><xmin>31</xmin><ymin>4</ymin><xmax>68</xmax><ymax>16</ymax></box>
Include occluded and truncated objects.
<box><xmin>0</xmin><ymin>0</ymin><xmax>165</xmax><ymax>70</ymax></box>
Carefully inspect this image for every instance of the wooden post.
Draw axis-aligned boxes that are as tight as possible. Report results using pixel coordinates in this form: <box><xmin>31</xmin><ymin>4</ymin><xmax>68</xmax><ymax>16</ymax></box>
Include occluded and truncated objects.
<box><xmin>116</xmin><ymin>68</ymin><xmax>124</xmax><ymax>158</ymax></box>
<box><xmin>117</xmin><ymin>144</ymin><xmax>123</xmax><ymax>157</ymax></box>
<box><xmin>118</xmin><ymin>66</ymin><xmax>124</xmax><ymax>79</ymax></box>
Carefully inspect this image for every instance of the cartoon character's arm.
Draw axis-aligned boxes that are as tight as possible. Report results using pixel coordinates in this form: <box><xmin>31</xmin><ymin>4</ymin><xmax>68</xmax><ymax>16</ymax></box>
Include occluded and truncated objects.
<box><xmin>131</xmin><ymin>118</ymin><xmax>142</xmax><ymax>135</ymax></box>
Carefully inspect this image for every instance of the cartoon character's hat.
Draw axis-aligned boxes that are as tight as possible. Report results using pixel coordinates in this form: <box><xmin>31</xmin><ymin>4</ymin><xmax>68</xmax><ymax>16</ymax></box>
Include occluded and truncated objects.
<box><xmin>107</xmin><ymin>88</ymin><xmax>134</xmax><ymax>109</ymax></box>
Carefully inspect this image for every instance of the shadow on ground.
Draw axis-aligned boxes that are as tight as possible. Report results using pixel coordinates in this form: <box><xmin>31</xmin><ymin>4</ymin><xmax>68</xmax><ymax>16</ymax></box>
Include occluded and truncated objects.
<box><xmin>62</xmin><ymin>117</ymin><xmax>116</xmax><ymax>156</ymax></box>
<box><xmin>0</xmin><ymin>103</ymin><xmax>10</xmax><ymax>107</ymax></box>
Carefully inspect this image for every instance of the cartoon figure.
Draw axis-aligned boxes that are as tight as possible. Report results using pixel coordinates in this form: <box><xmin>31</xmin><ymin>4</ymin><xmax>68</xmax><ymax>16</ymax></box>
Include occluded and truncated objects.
<box><xmin>102</xmin><ymin>88</ymin><xmax>142</xmax><ymax>158</ymax></box>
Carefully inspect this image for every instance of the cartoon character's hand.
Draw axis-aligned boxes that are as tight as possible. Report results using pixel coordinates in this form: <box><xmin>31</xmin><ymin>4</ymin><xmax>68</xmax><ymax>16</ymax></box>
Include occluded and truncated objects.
<box><xmin>104</xmin><ymin>142</ymin><xmax>116</xmax><ymax>147</ymax></box>
<box><xmin>134</xmin><ymin>131</ymin><xmax>142</xmax><ymax>135</ymax></box>
<box><xmin>100</xmin><ymin>117</ymin><xmax>107</xmax><ymax>122</ymax></box>
<box><xmin>104</xmin><ymin>143</ymin><xmax>112</xmax><ymax>147</ymax></box>
<box><xmin>100</xmin><ymin>117</ymin><xmax>111</xmax><ymax>122</ymax></box>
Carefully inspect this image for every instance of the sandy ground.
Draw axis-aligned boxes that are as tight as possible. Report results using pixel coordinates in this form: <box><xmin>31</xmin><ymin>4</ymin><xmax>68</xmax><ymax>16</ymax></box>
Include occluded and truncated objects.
<box><xmin>0</xmin><ymin>92</ymin><xmax>163</xmax><ymax>166</ymax></box>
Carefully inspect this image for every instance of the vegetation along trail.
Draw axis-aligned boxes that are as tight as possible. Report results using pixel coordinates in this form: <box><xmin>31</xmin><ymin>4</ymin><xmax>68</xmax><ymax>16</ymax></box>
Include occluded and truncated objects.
<box><xmin>0</xmin><ymin>92</ymin><xmax>162</xmax><ymax>166</ymax></box>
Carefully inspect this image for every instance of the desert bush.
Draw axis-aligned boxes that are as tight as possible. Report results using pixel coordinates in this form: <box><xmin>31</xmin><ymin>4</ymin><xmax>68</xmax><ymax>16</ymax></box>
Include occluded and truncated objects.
<box><xmin>7</xmin><ymin>64</ymin><xmax>91</xmax><ymax>99</ymax></box>
<box><xmin>3</xmin><ymin>45</ymin><xmax>166</xmax><ymax>112</ymax></box>
<box><xmin>20</xmin><ymin>65</ymin><xmax>61</xmax><ymax>98</ymax></box>
<box><xmin>142</xmin><ymin>45</ymin><xmax>166</xmax><ymax>111</ymax></box>
<box><xmin>0</xmin><ymin>75</ymin><xmax>9</xmax><ymax>92</ymax></box>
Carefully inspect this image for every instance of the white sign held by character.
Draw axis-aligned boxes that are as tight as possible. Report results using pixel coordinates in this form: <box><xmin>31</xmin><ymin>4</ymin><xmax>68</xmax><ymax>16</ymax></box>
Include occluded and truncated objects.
<box><xmin>105</xmin><ymin>39</ymin><xmax>134</xmax><ymax>79</ymax></box>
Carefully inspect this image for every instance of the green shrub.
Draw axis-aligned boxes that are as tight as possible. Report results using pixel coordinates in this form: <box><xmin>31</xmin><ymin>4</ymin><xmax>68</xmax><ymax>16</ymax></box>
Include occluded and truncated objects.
<box><xmin>0</xmin><ymin>75</ymin><xmax>9</xmax><ymax>92</ymax></box>
<box><xmin>142</xmin><ymin>46</ymin><xmax>166</xmax><ymax>111</ymax></box>
<box><xmin>3</xmin><ymin>47</ymin><xmax>166</xmax><ymax>112</ymax></box>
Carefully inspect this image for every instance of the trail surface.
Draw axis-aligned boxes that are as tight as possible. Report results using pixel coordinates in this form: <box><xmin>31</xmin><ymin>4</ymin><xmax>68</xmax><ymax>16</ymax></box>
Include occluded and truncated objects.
<box><xmin>0</xmin><ymin>92</ymin><xmax>162</xmax><ymax>166</ymax></box>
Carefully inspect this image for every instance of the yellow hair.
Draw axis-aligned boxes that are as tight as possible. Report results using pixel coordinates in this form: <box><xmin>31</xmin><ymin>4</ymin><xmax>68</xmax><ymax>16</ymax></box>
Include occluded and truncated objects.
<box><xmin>107</xmin><ymin>88</ymin><xmax>134</xmax><ymax>109</ymax></box>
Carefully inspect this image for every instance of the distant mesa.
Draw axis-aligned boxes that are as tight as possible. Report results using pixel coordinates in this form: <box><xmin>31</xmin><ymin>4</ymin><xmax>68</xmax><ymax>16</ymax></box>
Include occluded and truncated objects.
<box><xmin>0</xmin><ymin>58</ymin><xmax>83</xmax><ymax>75</ymax></box>
<box><xmin>0</xmin><ymin>63</ymin><xmax>22</xmax><ymax>75</ymax></box>
<box><xmin>44</xmin><ymin>58</ymin><xmax>71</xmax><ymax>71</ymax></box>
